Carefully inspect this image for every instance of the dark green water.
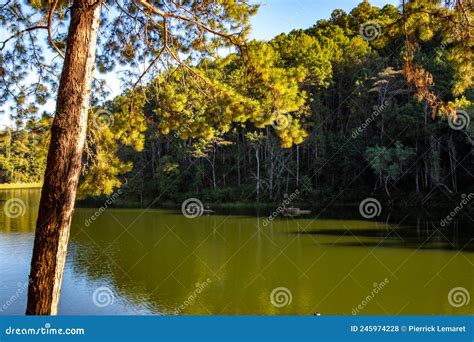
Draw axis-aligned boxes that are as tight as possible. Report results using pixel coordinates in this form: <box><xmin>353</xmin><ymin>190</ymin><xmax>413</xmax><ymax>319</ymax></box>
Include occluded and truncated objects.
<box><xmin>0</xmin><ymin>189</ymin><xmax>473</xmax><ymax>315</ymax></box>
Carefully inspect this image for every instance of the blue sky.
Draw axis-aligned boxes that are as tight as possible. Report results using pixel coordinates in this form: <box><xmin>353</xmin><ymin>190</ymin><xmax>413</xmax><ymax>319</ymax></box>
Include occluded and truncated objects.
<box><xmin>0</xmin><ymin>0</ymin><xmax>400</xmax><ymax>127</ymax></box>
<box><xmin>250</xmin><ymin>0</ymin><xmax>400</xmax><ymax>40</ymax></box>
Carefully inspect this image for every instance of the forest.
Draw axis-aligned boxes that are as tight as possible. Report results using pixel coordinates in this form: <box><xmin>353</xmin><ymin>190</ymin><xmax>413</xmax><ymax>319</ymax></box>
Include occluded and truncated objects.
<box><xmin>0</xmin><ymin>0</ymin><xmax>473</xmax><ymax>321</ymax></box>
<box><xmin>1</xmin><ymin>1</ymin><xmax>472</xmax><ymax>207</ymax></box>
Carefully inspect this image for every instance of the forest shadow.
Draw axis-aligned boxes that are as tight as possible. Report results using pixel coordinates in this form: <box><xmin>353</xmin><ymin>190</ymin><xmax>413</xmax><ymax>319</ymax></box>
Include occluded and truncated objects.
<box><xmin>294</xmin><ymin>224</ymin><xmax>474</xmax><ymax>252</ymax></box>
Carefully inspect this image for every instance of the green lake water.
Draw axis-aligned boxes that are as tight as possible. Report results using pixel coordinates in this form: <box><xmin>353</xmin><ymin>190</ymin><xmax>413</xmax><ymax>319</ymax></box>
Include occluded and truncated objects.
<box><xmin>0</xmin><ymin>189</ymin><xmax>473</xmax><ymax>315</ymax></box>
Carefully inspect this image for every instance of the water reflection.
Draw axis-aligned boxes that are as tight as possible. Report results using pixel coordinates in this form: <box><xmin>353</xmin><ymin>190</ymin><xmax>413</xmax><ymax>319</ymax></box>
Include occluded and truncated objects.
<box><xmin>0</xmin><ymin>189</ymin><xmax>40</xmax><ymax>234</ymax></box>
<box><xmin>0</xmin><ymin>189</ymin><xmax>473</xmax><ymax>315</ymax></box>
<box><xmin>297</xmin><ymin>220</ymin><xmax>474</xmax><ymax>252</ymax></box>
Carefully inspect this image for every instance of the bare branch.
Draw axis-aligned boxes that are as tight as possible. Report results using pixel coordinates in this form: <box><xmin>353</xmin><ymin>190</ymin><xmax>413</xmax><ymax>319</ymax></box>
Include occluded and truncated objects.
<box><xmin>134</xmin><ymin>0</ymin><xmax>166</xmax><ymax>16</ymax></box>
<box><xmin>133</xmin><ymin>15</ymin><xmax>209</xmax><ymax>88</ymax></box>
<box><xmin>165</xmin><ymin>45</ymin><xmax>209</xmax><ymax>84</ymax></box>
<box><xmin>0</xmin><ymin>26</ymin><xmax>48</xmax><ymax>50</ymax></box>
<box><xmin>0</xmin><ymin>0</ymin><xmax>12</xmax><ymax>10</ymax></box>
<box><xmin>48</xmin><ymin>0</ymin><xmax>65</xmax><ymax>59</ymax></box>
<box><xmin>134</xmin><ymin>0</ymin><xmax>242</xmax><ymax>46</ymax></box>
<box><xmin>114</xmin><ymin>0</ymin><xmax>146</xmax><ymax>26</ymax></box>
<box><xmin>133</xmin><ymin>46</ymin><xmax>166</xmax><ymax>88</ymax></box>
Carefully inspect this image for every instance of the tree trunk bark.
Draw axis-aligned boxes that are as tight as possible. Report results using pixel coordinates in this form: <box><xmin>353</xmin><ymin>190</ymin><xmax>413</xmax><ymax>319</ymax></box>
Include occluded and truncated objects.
<box><xmin>26</xmin><ymin>0</ymin><xmax>102</xmax><ymax>315</ymax></box>
<box><xmin>448</xmin><ymin>134</ymin><xmax>457</xmax><ymax>192</ymax></box>
<box><xmin>296</xmin><ymin>145</ymin><xmax>299</xmax><ymax>188</ymax></box>
<box><xmin>237</xmin><ymin>132</ymin><xmax>241</xmax><ymax>187</ymax></box>
<box><xmin>255</xmin><ymin>147</ymin><xmax>260</xmax><ymax>201</ymax></box>
<box><xmin>212</xmin><ymin>146</ymin><xmax>217</xmax><ymax>190</ymax></box>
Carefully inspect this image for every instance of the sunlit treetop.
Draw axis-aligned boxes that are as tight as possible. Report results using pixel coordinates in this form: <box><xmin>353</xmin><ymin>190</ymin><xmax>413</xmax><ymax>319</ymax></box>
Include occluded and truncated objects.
<box><xmin>145</xmin><ymin>40</ymin><xmax>309</xmax><ymax>148</ymax></box>
<box><xmin>2</xmin><ymin>0</ymin><xmax>472</xmax><ymax>197</ymax></box>
<box><xmin>1</xmin><ymin>0</ymin><xmax>260</xmax><ymax>197</ymax></box>
<box><xmin>398</xmin><ymin>0</ymin><xmax>472</xmax><ymax>117</ymax></box>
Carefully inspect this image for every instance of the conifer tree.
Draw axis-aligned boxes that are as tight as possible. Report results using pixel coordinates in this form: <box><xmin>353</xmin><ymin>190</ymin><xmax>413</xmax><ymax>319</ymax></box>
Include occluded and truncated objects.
<box><xmin>1</xmin><ymin>0</ymin><xmax>257</xmax><ymax>315</ymax></box>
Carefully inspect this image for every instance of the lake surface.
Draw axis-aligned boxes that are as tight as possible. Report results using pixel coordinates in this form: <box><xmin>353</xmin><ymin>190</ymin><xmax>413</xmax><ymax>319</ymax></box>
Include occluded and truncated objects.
<box><xmin>0</xmin><ymin>189</ymin><xmax>473</xmax><ymax>315</ymax></box>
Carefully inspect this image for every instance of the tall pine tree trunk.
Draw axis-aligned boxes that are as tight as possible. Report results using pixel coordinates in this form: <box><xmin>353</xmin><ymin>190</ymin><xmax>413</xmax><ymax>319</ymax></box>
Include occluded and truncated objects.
<box><xmin>26</xmin><ymin>0</ymin><xmax>102</xmax><ymax>315</ymax></box>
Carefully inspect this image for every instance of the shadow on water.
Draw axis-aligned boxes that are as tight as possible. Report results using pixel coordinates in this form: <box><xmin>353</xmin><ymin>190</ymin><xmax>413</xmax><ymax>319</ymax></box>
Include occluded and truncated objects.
<box><xmin>162</xmin><ymin>203</ymin><xmax>474</xmax><ymax>253</ymax></box>
<box><xmin>1</xmin><ymin>189</ymin><xmax>473</xmax><ymax>315</ymax></box>
<box><xmin>291</xmin><ymin>206</ymin><xmax>474</xmax><ymax>253</ymax></box>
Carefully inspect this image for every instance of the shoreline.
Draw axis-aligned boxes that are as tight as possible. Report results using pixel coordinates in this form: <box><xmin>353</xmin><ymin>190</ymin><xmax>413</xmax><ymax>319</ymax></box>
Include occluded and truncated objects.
<box><xmin>0</xmin><ymin>183</ymin><xmax>42</xmax><ymax>190</ymax></box>
<box><xmin>1</xmin><ymin>185</ymin><xmax>472</xmax><ymax>213</ymax></box>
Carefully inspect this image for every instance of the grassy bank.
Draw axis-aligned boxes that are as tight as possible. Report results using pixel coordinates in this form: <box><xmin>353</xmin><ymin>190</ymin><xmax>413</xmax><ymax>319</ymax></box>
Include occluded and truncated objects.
<box><xmin>0</xmin><ymin>183</ymin><xmax>42</xmax><ymax>189</ymax></box>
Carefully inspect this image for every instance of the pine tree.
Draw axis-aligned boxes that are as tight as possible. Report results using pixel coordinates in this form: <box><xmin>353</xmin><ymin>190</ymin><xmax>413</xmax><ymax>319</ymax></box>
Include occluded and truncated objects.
<box><xmin>1</xmin><ymin>0</ymin><xmax>257</xmax><ymax>315</ymax></box>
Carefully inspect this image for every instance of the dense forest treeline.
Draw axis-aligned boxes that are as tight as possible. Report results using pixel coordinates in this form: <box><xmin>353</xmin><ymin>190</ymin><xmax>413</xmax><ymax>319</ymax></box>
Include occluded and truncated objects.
<box><xmin>1</xmin><ymin>1</ymin><xmax>472</xmax><ymax>207</ymax></box>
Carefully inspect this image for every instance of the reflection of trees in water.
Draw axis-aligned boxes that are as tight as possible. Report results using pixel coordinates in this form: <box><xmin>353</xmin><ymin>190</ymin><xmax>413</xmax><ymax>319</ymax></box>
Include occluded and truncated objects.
<box><xmin>68</xmin><ymin>211</ymin><xmax>340</xmax><ymax>314</ymax></box>
<box><xmin>69</xmin><ymin>210</ymin><xmax>236</xmax><ymax>314</ymax></box>
<box><xmin>53</xmin><ymin>208</ymin><xmax>474</xmax><ymax>314</ymax></box>
<box><xmin>2</xmin><ymin>191</ymin><xmax>472</xmax><ymax>314</ymax></box>
<box><xmin>297</xmin><ymin>216</ymin><xmax>474</xmax><ymax>252</ymax></box>
<box><xmin>0</xmin><ymin>189</ymin><xmax>40</xmax><ymax>233</ymax></box>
